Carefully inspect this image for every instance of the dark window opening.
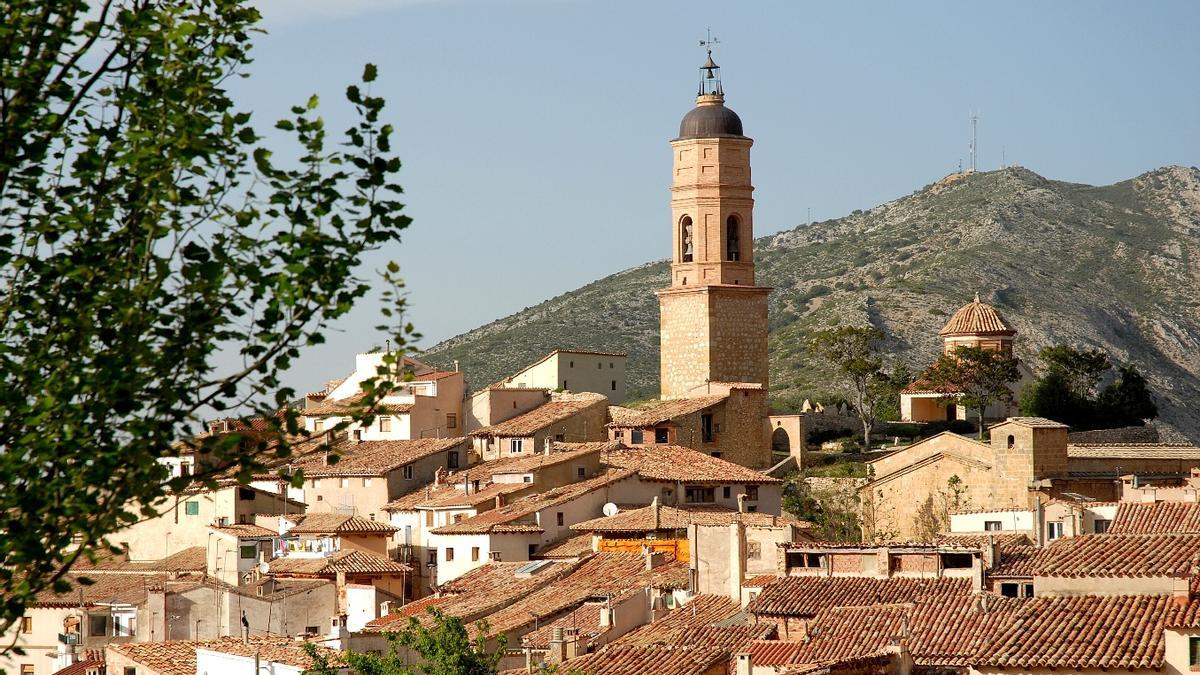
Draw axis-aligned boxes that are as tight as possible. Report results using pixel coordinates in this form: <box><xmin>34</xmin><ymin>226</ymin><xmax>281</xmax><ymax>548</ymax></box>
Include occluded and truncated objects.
<box><xmin>1093</xmin><ymin>519</ymin><xmax>1111</xmax><ymax>534</ymax></box>
<box><xmin>681</xmin><ymin>216</ymin><xmax>694</xmax><ymax>263</ymax></box>
<box><xmin>685</xmin><ymin>486</ymin><xmax>715</xmax><ymax>503</ymax></box>
<box><xmin>984</xmin><ymin>521</ymin><xmax>1002</xmax><ymax>531</ymax></box>
<box><xmin>701</xmin><ymin>414</ymin><xmax>714</xmax><ymax>443</ymax></box>
<box><xmin>1000</xmin><ymin>582</ymin><xmax>1019</xmax><ymax>598</ymax></box>
<box><xmin>941</xmin><ymin>553</ymin><xmax>973</xmax><ymax>569</ymax></box>
<box><xmin>448</xmin><ymin>451</ymin><xmax>460</xmax><ymax>469</ymax></box>
<box><xmin>786</xmin><ymin>552</ymin><xmax>825</xmax><ymax>569</ymax></box>
<box><xmin>631</xmin><ymin>430</ymin><xmax>644</xmax><ymax>444</ymax></box>
<box><xmin>726</xmin><ymin>215</ymin><xmax>740</xmax><ymax>261</ymax></box>
<box><xmin>654</xmin><ymin>427</ymin><xmax>669</xmax><ymax>444</ymax></box>
<box><xmin>238</xmin><ymin>487</ymin><xmax>255</xmax><ymax>501</ymax></box>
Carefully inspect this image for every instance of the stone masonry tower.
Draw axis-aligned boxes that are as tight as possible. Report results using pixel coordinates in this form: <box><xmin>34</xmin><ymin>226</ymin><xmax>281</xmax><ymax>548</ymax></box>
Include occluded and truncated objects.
<box><xmin>657</xmin><ymin>50</ymin><xmax>770</xmax><ymax>399</ymax></box>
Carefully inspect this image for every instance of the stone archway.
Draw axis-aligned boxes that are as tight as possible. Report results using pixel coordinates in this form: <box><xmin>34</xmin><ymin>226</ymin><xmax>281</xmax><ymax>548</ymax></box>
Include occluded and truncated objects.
<box><xmin>772</xmin><ymin>427</ymin><xmax>791</xmax><ymax>453</ymax></box>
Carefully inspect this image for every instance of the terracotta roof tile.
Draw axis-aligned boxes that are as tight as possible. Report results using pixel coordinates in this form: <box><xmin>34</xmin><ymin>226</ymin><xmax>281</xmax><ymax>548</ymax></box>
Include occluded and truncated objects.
<box><xmin>34</xmin><ymin>573</ymin><xmax>164</xmax><ymax>607</ymax></box>
<box><xmin>384</xmin><ymin>481</ymin><xmax>532</xmax><ymax>512</ymax></box>
<box><xmin>210</xmin><ymin>523</ymin><xmax>278</xmax><ymax>538</ymax></box>
<box><xmin>522</xmin><ymin>602</ymin><xmax>611</xmax><ymax>648</ymax></box>
<box><xmin>74</xmin><ymin>546</ymin><xmax>207</xmax><ymax>574</ymax></box>
<box><xmin>1110</xmin><ymin>502</ymin><xmax>1200</xmax><ymax>534</ymax></box>
<box><xmin>470</xmin><ymin>395</ymin><xmax>607</xmax><ymax>437</ymax></box>
<box><xmin>988</xmin><ymin>545</ymin><xmax>1047</xmax><ymax>578</ymax></box>
<box><xmin>109</xmin><ymin>637</ymin><xmax>343</xmax><ymax>675</ymax></box>
<box><xmin>746</xmin><ymin>576</ymin><xmax>972</xmax><ymax>617</ymax></box>
<box><xmin>573</xmin><ymin>504</ymin><xmax>805</xmax><ymax>533</ymax></box>
<box><xmin>614</xmin><ymin>594</ymin><xmax>747</xmax><ymax>647</ymax></box>
<box><xmin>938</xmin><ymin>297</ymin><xmax>1016</xmax><ymax>336</ymax></box>
<box><xmin>1032</xmin><ymin>533</ymin><xmax>1200</xmax><ymax>578</ymax></box>
<box><xmin>1068</xmin><ymin>443</ymin><xmax>1200</xmax><ymax>459</ymax></box>
<box><xmin>935</xmin><ymin>532</ymin><xmax>1033</xmax><ymax>548</ymax></box>
<box><xmin>276</xmin><ymin>437</ymin><xmax>465</xmax><ymax>478</ymax></box>
<box><xmin>513</xmin><ymin>644</ymin><xmax>729</xmax><ymax>675</ymax></box>
<box><xmin>286</xmin><ymin>513</ymin><xmax>398</xmax><ymax>535</ymax></box>
<box><xmin>602</xmin><ymin>445</ymin><xmax>781</xmax><ymax>484</ymax></box>
<box><xmin>268</xmin><ymin>549</ymin><xmax>410</xmax><ymax>576</ymax></box>
<box><xmin>536</xmin><ymin>532</ymin><xmax>595</xmax><ymax>558</ymax></box>
<box><xmin>304</xmin><ymin>390</ymin><xmax>415</xmax><ymax>416</ymax></box>
<box><xmin>605</xmin><ymin>396</ymin><xmax>727</xmax><ymax>428</ymax></box>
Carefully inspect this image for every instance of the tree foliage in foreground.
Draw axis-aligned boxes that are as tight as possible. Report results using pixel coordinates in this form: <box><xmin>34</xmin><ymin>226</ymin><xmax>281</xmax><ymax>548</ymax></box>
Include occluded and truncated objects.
<box><xmin>809</xmin><ymin>326</ymin><xmax>902</xmax><ymax>448</ymax></box>
<box><xmin>0</xmin><ymin>0</ymin><xmax>411</xmax><ymax>639</ymax></box>
<box><xmin>303</xmin><ymin>609</ymin><xmax>507</xmax><ymax>675</ymax></box>
<box><xmin>923</xmin><ymin>346</ymin><xmax>1021</xmax><ymax>439</ymax></box>
<box><xmin>1020</xmin><ymin>345</ymin><xmax>1157</xmax><ymax>430</ymax></box>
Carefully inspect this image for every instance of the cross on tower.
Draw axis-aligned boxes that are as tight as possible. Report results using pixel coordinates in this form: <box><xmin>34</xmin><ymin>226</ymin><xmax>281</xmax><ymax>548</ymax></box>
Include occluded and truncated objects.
<box><xmin>699</xmin><ymin>28</ymin><xmax>720</xmax><ymax>53</ymax></box>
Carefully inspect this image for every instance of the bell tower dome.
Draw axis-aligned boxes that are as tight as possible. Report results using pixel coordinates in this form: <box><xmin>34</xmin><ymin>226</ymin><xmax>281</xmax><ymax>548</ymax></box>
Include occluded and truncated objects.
<box><xmin>657</xmin><ymin>45</ymin><xmax>770</xmax><ymax>401</ymax></box>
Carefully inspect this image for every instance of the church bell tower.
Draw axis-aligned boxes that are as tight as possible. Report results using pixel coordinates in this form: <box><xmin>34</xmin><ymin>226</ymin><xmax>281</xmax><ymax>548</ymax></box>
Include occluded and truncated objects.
<box><xmin>657</xmin><ymin>48</ymin><xmax>770</xmax><ymax>399</ymax></box>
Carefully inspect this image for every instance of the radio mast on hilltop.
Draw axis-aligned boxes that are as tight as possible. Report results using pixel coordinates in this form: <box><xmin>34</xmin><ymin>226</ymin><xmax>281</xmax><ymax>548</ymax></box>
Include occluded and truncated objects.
<box><xmin>969</xmin><ymin>111</ymin><xmax>979</xmax><ymax>172</ymax></box>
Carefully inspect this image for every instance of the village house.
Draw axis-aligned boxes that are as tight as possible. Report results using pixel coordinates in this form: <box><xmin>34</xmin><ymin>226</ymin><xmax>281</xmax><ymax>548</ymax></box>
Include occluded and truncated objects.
<box><xmin>900</xmin><ymin>294</ymin><xmax>1033</xmax><ymax>423</ymax></box>
<box><xmin>302</xmin><ymin>352</ymin><xmax>465</xmax><ymax>441</ymax></box>
<box><xmin>601</xmin><ymin>444</ymin><xmax>783</xmax><ymax>513</ymax></box>
<box><xmin>469</xmin><ymin>392</ymin><xmax>608</xmax><ymax>461</ymax></box>
<box><xmin>463</xmin><ymin>385</ymin><xmax>551</xmax><ymax>435</ymax></box>
<box><xmin>272</xmin><ymin>512</ymin><xmax>399</xmax><ymax>558</ymax></box>
<box><xmin>493</xmin><ymin>348</ymin><xmax>628</xmax><ymax>404</ymax></box>
<box><xmin>266</xmin><ymin>548</ymin><xmax>411</xmax><ymax>631</ymax></box>
<box><xmin>104</xmin><ymin>636</ymin><xmax>346</xmax><ymax>675</ymax></box>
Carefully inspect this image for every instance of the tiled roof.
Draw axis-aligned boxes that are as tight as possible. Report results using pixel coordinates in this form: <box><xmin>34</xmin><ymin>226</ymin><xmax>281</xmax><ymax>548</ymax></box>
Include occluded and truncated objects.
<box><xmin>1110</xmin><ymin>502</ymin><xmax>1200</xmax><ymax>534</ymax></box>
<box><xmin>489</xmin><ymin>441</ymin><xmax>615</xmax><ymax>474</ymax></box>
<box><xmin>286</xmin><ymin>513</ymin><xmax>398</xmax><ymax>535</ymax></box>
<box><xmin>268</xmin><ymin>549</ymin><xmax>410</xmax><ymax>576</ymax></box>
<box><xmin>74</xmin><ymin>546</ymin><xmax>207</xmax><ymax>574</ymax></box>
<box><xmin>210</xmin><ymin>523</ymin><xmax>278</xmax><ymax>538</ymax></box>
<box><xmin>521</xmin><ymin>602</ymin><xmax>610</xmax><ymax>648</ymax></box>
<box><xmin>602</xmin><ymin>445</ymin><xmax>781</xmax><ymax>484</ymax></box>
<box><xmin>1032</xmin><ymin>533</ymin><xmax>1200</xmax><ymax>577</ymax></box>
<box><xmin>746</xmin><ymin>576</ymin><xmax>972</xmax><ymax>617</ymax></box>
<box><xmin>50</xmin><ymin>650</ymin><xmax>104</xmax><ymax>675</ymax></box>
<box><xmin>614</xmin><ymin>594</ymin><xmax>747</xmax><ymax>647</ymax></box>
<box><xmin>383</xmin><ymin>480</ymin><xmax>532</xmax><ymax>512</ymax></box>
<box><xmin>1068</xmin><ymin>443</ymin><xmax>1200</xmax><ymax>459</ymax></box>
<box><xmin>517</xmin><ymin>644</ymin><xmax>729</xmax><ymax>675</ymax></box>
<box><xmin>572</xmin><ymin>504</ymin><xmax>805</xmax><ymax>533</ymax></box>
<box><xmin>938</xmin><ymin>296</ymin><xmax>1016</xmax><ymax>336</ymax></box>
<box><xmin>470</xmin><ymin>395</ymin><xmax>606</xmax><ymax>438</ymax></box>
<box><xmin>973</xmin><ymin>594</ymin><xmax>1172</xmax><ymax>669</ymax></box>
<box><xmin>993</xmin><ymin>416</ymin><xmax>1066</xmax><ymax>429</ymax></box>
<box><xmin>430</xmin><ymin>469</ymin><xmax>636</xmax><ymax>535</ymax></box>
<box><xmin>109</xmin><ymin>637</ymin><xmax>342</xmax><ymax>675</ymax></box>
<box><xmin>278</xmin><ymin>437</ymin><xmax>464</xmax><ymax>478</ymax></box>
<box><xmin>988</xmin><ymin>545</ymin><xmax>1047</xmax><ymax>578</ymax></box>
<box><xmin>536</xmin><ymin>532</ymin><xmax>595</xmax><ymax>558</ymax></box>
<box><xmin>411</xmin><ymin>370</ymin><xmax>461</xmax><ymax>382</ymax></box>
<box><xmin>934</xmin><ymin>533</ymin><xmax>1033</xmax><ymax>548</ymax></box>
<box><xmin>605</xmin><ymin>395</ymin><xmax>727</xmax><ymax>428</ymax></box>
<box><xmin>34</xmin><ymin>573</ymin><xmax>164</xmax><ymax>607</ymax></box>
<box><xmin>304</xmin><ymin>390</ymin><xmax>415</xmax><ymax>416</ymax></box>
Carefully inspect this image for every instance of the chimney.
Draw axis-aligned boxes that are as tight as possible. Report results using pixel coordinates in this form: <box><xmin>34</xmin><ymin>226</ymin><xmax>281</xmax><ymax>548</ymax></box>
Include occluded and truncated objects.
<box><xmin>454</xmin><ymin>360</ymin><xmax>459</xmax><ymax>372</ymax></box>
<box><xmin>1173</xmin><ymin>576</ymin><xmax>1191</xmax><ymax>606</ymax></box>
<box><xmin>544</xmin><ymin>437</ymin><xmax>553</xmax><ymax>455</ymax></box>
<box><xmin>547</xmin><ymin>627</ymin><xmax>567</xmax><ymax>664</ymax></box>
<box><xmin>737</xmin><ymin>493</ymin><xmax>747</xmax><ymax>514</ymax></box>
<box><xmin>734</xmin><ymin>653</ymin><xmax>753</xmax><ymax>675</ymax></box>
<box><xmin>645</xmin><ymin>551</ymin><xmax>666</xmax><ymax>570</ymax></box>
<box><xmin>563</xmin><ymin>627</ymin><xmax>580</xmax><ymax>660</ymax></box>
<box><xmin>598</xmin><ymin>604</ymin><xmax>612</xmax><ymax>628</ymax></box>
<box><xmin>652</xmin><ymin>496</ymin><xmax>660</xmax><ymax>530</ymax></box>
<box><xmin>495</xmin><ymin>495</ymin><xmax>505</xmax><ymax>509</ymax></box>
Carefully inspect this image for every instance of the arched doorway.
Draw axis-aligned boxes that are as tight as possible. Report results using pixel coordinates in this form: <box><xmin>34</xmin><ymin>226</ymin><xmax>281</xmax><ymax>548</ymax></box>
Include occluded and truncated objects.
<box><xmin>772</xmin><ymin>427</ymin><xmax>790</xmax><ymax>453</ymax></box>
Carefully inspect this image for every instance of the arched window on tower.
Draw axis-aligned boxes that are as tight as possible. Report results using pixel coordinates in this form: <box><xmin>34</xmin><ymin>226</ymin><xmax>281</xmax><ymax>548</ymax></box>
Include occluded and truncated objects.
<box><xmin>726</xmin><ymin>215</ymin><xmax>740</xmax><ymax>261</ymax></box>
<box><xmin>681</xmin><ymin>216</ymin><xmax>694</xmax><ymax>263</ymax></box>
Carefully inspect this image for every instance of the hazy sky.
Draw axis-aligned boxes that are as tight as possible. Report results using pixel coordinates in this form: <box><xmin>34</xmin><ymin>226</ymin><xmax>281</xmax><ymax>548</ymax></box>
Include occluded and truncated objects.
<box><xmin>229</xmin><ymin>0</ymin><xmax>1200</xmax><ymax>393</ymax></box>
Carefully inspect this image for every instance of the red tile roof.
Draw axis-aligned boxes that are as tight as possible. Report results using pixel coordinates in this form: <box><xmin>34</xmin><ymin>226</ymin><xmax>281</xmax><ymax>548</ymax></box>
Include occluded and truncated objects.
<box><xmin>34</xmin><ymin>573</ymin><xmax>164</xmax><ymax>607</ymax></box>
<box><xmin>1109</xmin><ymin>502</ymin><xmax>1200</xmax><ymax>534</ymax></box>
<box><xmin>602</xmin><ymin>445</ymin><xmax>781</xmax><ymax>484</ymax></box>
<box><xmin>516</xmin><ymin>644</ymin><xmax>729</xmax><ymax>675</ymax></box>
<box><xmin>1067</xmin><ymin>443</ymin><xmax>1200</xmax><ymax>459</ymax></box>
<box><xmin>384</xmin><ymin>480</ymin><xmax>532</xmax><ymax>512</ymax></box>
<box><xmin>470</xmin><ymin>395</ymin><xmax>606</xmax><ymax>438</ymax></box>
<box><xmin>286</xmin><ymin>513</ymin><xmax>398</xmax><ymax>535</ymax></box>
<box><xmin>74</xmin><ymin>546</ymin><xmax>207</xmax><ymax>574</ymax></box>
<box><xmin>938</xmin><ymin>296</ymin><xmax>1016</xmax><ymax>336</ymax></box>
<box><xmin>210</xmin><ymin>523</ymin><xmax>278</xmax><ymax>538</ymax></box>
<box><xmin>278</xmin><ymin>437</ymin><xmax>465</xmax><ymax>478</ymax></box>
<box><xmin>268</xmin><ymin>549</ymin><xmax>410</xmax><ymax>577</ymax></box>
<box><xmin>988</xmin><ymin>545</ymin><xmax>1047</xmax><ymax>578</ymax></box>
<box><xmin>614</xmin><ymin>594</ymin><xmax>751</xmax><ymax>647</ymax></box>
<box><xmin>108</xmin><ymin>637</ymin><xmax>343</xmax><ymax>675</ymax></box>
<box><xmin>304</xmin><ymin>390</ymin><xmax>415</xmax><ymax>416</ymax></box>
<box><xmin>1032</xmin><ymin>533</ymin><xmax>1200</xmax><ymax>578</ymax></box>
<box><xmin>573</xmin><ymin>503</ymin><xmax>805</xmax><ymax>533</ymax></box>
<box><xmin>536</xmin><ymin>532</ymin><xmax>595</xmax><ymax>559</ymax></box>
<box><xmin>746</xmin><ymin>576</ymin><xmax>972</xmax><ymax>617</ymax></box>
<box><xmin>606</xmin><ymin>395</ymin><xmax>727</xmax><ymax>428</ymax></box>
<box><xmin>521</xmin><ymin>602</ymin><xmax>610</xmax><ymax>649</ymax></box>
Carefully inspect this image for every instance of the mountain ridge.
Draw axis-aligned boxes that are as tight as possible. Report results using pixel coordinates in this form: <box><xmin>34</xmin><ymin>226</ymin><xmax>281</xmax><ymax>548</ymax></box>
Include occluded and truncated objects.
<box><xmin>423</xmin><ymin>165</ymin><xmax>1200</xmax><ymax>441</ymax></box>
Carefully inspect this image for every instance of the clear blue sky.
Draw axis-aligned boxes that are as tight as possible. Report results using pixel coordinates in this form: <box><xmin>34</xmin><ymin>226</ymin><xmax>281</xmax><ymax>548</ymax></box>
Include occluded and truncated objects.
<box><xmin>233</xmin><ymin>0</ymin><xmax>1199</xmax><ymax>393</ymax></box>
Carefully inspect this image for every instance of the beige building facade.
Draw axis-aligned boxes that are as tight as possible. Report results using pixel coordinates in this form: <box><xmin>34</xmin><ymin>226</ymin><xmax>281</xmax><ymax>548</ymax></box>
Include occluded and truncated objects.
<box><xmin>497</xmin><ymin>349</ymin><xmax>627</xmax><ymax>404</ymax></box>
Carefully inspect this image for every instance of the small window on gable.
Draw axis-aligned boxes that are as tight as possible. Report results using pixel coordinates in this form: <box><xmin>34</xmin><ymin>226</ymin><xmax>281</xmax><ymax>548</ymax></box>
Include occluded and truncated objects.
<box><xmin>403</xmin><ymin>465</ymin><xmax>414</xmax><ymax>480</ymax></box>
<box><xmin>1007</xmin><ymin>435</ymin><xmax>1015</xmax><ymax>449</ymax></box>
<box><xmin>611</xmin><ymin>380</ymin><xmax>617</xmax><ymax>391</ymax></box>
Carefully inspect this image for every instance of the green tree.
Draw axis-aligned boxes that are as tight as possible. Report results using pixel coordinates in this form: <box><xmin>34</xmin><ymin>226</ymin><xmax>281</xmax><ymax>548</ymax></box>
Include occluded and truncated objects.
<box><xmin>304</xmin><ymin>609</ymin><xmax>507</xmax><ymax>675</ymax></box>
<box><xmin>0</xmin><ymin>0</ymin><xmax>411</xmax><ymax>639</ymax></box>
<box><xmin>1020</xmin><ymin>346</ymin><xmax>1157</xmax><ymax>430</ymax></box>
<box><xmin>809</xmin><ymin>326</ymin><xmax>889</xmax><ymax>447</ymax></box>
<box><xmin>1099</xmin><ymin>366</ymin><xmax>1158</xmax><ymax>424</ymax></box>
<box><xmin>924</xmin><ymin>346</ymin><xmax>1021</xmax><ymax>439</ymax></box>
<box><xmin>1037</xmin><ymin>345</ymin><xmax>1111</xmax><ymax>398</ymax></box>
<box><xmin>872</xmin><ymin>363</ymin><xmax>915</xmax><ymax>423</ymax></box>
<box><xmin>782</xmin><ymin>471</ymin><xmax>862</xmax><ymax>542</ymax></box>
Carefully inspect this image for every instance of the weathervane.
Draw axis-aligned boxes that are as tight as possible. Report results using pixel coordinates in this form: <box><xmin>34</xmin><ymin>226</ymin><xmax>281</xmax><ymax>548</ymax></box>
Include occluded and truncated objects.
<box><xmin>697</xmin><ymin>28</ymin><xmax>723</xmax><ymax>97</ymax></box>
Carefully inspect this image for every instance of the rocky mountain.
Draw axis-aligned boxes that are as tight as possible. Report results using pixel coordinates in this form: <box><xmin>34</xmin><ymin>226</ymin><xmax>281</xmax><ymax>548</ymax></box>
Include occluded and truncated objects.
<box><xmin>423</xmin><ymin>166</ymin><xmax>1200</xmax><ymax>441</ymax></box>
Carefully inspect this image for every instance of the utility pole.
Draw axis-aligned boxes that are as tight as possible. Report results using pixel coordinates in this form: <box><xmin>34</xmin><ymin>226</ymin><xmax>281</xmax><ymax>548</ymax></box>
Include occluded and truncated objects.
<box><xmin>969</xmin><ymin>112</ymin><xmax>979</xmax><ymax>172</ymax></box>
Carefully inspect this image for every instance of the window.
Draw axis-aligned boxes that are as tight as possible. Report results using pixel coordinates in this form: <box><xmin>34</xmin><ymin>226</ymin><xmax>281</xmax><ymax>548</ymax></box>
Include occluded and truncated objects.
<box><xmin>314</xmin><ymin>419</ymin><xmax>324</xmax><ymax>432</ymax></box>
<box><xmin>1093</xmin><ymin>519</ymin><xmax>1111</xmax><ymax>534</ymax></box>
<box><xmin>472</xmin><ymin>547</ymin><xmax>480</xmax><ymax>562</ymax></box>
<box><xmin>425</xmin><ymin>511</ymin><xmax>434</xmax><ymax>527</ymax></box>
<box><xmin>723</xmin><ymin>486</ymin><xmax>731</xmax><ymax>499</ymax></box>
<box><xmin>20</xmin><ymin>616</ymin><xmax>31</xmax><ymax>633</ymax></box>
<box><xmin>562</xmin><ymin>380</ymin><xmax>568</xmax><ymax>389</ymax></box>
<box><xmin>1006</xmin><ymin>435</ymin><xmax>1015</xmax><ymax>449</ymax></box>
<box><xmin>555</xmin><ymin>433</ymin><xmax>565</xmax><ymax>442</ymax></box>
<box><xmin>312</xmin><ymin>479</ymin><xmax>321</xmax><ymax>488</ymax></box>
<box><xmin>445</xmin><ymin>548</ymin><xmax>454</xmax><ymax>562</ymax></box>
<box><xmin>338</xmin><ymin>478</ymin><xmax>348</xmax><ymax>488</ymax></box>
<box><xmin>747</xmin><ymin>542</ymin><xmax>761</xmax><ymax>560</ymax></box>
<box><xmin>453</xmin><ymin>514</ymin><xmax>465</xmax><ymax>523</ymax></box>
<box><xmin>363</xmin><ymin>477</ymin><xmax>373</xmax><ymax>487</ymax></box>
<box><xmin>448</xmin><ymin>451</ymin><xmax>460</xmax><ymax>469</ymax></box>
<box><xmin>305</xmin><ymin>625</ymin><xmax>320</xmax><ymax>635</ymax></box>
<box><xmin>726</xmin><ymin>215</ymin><xmax>740</xmax><ymax>261</ymax></box>
<box><xmin>610</xmin><ymin>362</ymin><xmax>614</xmax><ymax>369</ymax></box>
<box><xmin>557</xmin><ymin>512</ymin><xmax>565</xmax><ymax>527</ymax></box>
<box><xmin>22</xmin><ymin>667</ymin><xmax>35</xmax><ymax>675</ymax></box>
<box><xmin>746</xmin><ymin>485</ymin><xmax>759</xmax><ymax>501</ymax></box>
<box><xmin>240</xmin><ymin>545</ymin><xmax>257</xmax><ymax>560</ymax></box>
<box><xmin>184</xmin><ymin>501</ymin><xmax>200</xmax><ymax>516</ymax></box>
<box><xmin>577</xmin><ymin>467</ymin><xmax>586</xmax><ymax>479</ymax></box>
<box><xmin>569</xmin><ymin>361</ymin><xmax>574</xmax><ymax>368</ymax></box>
<box><xmin>701</xmin><ymin>414</ymin><xmax>714</xmax><ymax>443</ymax></box>
<box><xmin>680</xmin><ymin>215</ymin><xmax>694</xmax><ymax>262</ymax></box>
<box><xmin>403</xmin><ymin>465</ymin><xmax>414</xmax><ymax>480</ymax></box>
<box><xmin>1047</xmin><ymin>521</ymin><xmax>1064</xmax><ymax>540</ymax></box>
<box><xmin>654</xmin><ymin>427</ymin><xmax>669</xmax><ymax>444</ymax></box>
<box><xmin>598</xmin><ymin>362</ymin><xmax>602</xmax><ymax>369</ymax></box>
<box><xmin>90</xmin><ymin>615</ymin><xmax>108</xmax><ymax>637</ymax></box>
<box><xmin>611</xmin><ymin>380</ymin><xmax>617</xmax><ymax>391</ymax></box>
<box><xmin>630</xmin><ymin>430</ymin><xmax>644</xmax><ymax>444</ymax></box>
<box><xmin>379</xmin><ymin>416</ymin><xmax>391</xmax><ymax>432</ymax></box>
<box><xmin>786</xmin><ymin>552</ymin><xmax>825</xmax><ymax>569</ymax></box>
<box><xmin>179</xmin><ymin>462</ymin><xmax>191</xmax><ymax>476</ymax></box>
<box><xmin>1000</xmin><ymin>582</ymin><xmax>1019</xmax><ymax>598</ymax></box>
<box><xmin>446</xmin><ymin>413</ymin><xmax>457</xmax><ymax>430</ymax></box>
<box><xmin>427</xmin><ymin>549</ymin><xmax>437</xmax><ymax>565</ymax></box>
<box><xmin>510</xmin><ymin>439</ymin><xmax>524</xmax><ymax>454</ymax></box>
<box><xmin>710</xmin><ymin>452</ymin><xmax>722</xmax><ymax>459</ymax></box>
<box><xmin>941</xmin><ymin>553</ymin><xmax>973</xmax><ymax>569</ymax></box>
<box><xmin>523</xmin><ymin>475</ymin><xmax>532</xmax><ymax>483</ymax></box>
<box><xmin>528</xmin><ymin>544</ymin><xmax>537</xmax><ymax>557</ymax></box>
<box><xmin>1189</xmin><ymin>636</ymin><xmax>1200</xmax><ymax>667</ymax></box>
<box><xmin>984</xmin><ymin>521</ymin><xmax>1003</xmax><ymax>531</ymax></box>
<box><xmin>685</xmin><ymin>486</ymin><xmax>715</xmax><ymax>504</ymax></box>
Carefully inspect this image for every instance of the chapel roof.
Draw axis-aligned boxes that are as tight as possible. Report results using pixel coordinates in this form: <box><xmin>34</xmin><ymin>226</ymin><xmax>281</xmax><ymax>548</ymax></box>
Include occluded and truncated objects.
<box><xmin>938</xmin><ymin>294</ymin><xmax>1016</xmax><ymax>337</ymax></box>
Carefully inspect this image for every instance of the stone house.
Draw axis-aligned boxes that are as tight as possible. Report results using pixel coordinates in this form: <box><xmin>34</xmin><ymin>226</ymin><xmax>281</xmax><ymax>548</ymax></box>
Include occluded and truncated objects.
<box><xmin>463</xmin><ymin>386</ymin><xmax>551</xmax><ymax>435</ymax></box>
<box><xmin>495</xmin><ymin>349</ymin><xmax>627</xmax><ymax>405</ymax></box>
<box><xmin>469</xmin><ymin>392</ymin><xmax>608</xmax><ymax>461</ymax></box>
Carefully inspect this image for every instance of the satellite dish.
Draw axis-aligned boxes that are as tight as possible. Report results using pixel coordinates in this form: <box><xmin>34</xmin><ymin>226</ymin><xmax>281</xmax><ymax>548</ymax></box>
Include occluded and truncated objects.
<box><xmin>258</xmin><ymin>562</ymin><xmax>269</xmax><ymax>574</ymax></box>
<box><xmin>602</xmin><ymin>503</ymin><xmax>620</xmax><ymax>517</ymax></box>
